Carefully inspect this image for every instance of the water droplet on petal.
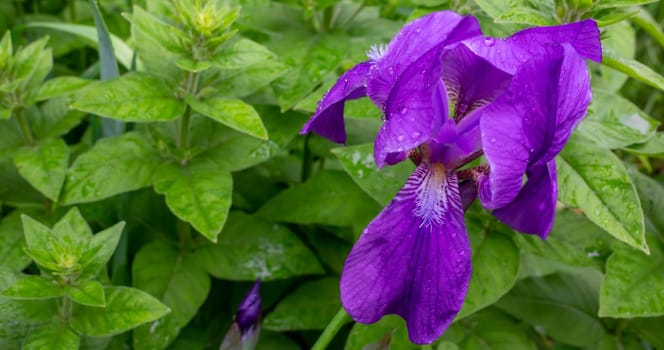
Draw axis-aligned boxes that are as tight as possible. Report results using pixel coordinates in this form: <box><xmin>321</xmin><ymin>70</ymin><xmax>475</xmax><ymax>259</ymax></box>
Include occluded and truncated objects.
<box><xmin>397</xmin><ymin>135</ymin><xmax>405</xmax><ymax>141</ymax></box>
<box><xmin>483</xmin><ymin>37</ymin><xmax>495</xmax><ymax>47</ymax></box>
<box><xmin>490</xmin><ymin>137</ymin><xmax>496</xmax><ymax>143</ymax></box>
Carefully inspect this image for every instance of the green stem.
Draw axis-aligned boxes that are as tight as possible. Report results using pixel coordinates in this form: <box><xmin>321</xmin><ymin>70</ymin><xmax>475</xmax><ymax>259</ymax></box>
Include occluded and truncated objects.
<box><xmin>301</xmin><ymin>133</ymin><xmax>313</xmax><ymax>182</ymax></box>
<box><xmin>311</xmin><ymin>308</ymin><xmax>351</xmax><ymax>350</ymax></box>
<box><xmin>14</xmin><ymin>108</ymin><xmax>35</xmax><ymax>146</ymax></box>
<box><xmin>59</xmin><ymin>296</ymin><xmax>73</xmax><ymax>323</ymax></box>
<box><xmin>342</xmin><ymin>0</ymin><xmax>365</xmax><ymax>28</ymax></box>
<box><xmin>179</xmin><ymin>105</ymin><xmax>192</xmax><ymax>151</ymax></box>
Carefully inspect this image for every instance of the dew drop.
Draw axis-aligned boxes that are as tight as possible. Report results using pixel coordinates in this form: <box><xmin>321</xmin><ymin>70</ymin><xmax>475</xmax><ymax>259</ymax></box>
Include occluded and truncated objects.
<box><xmin>490</xmin><ymin>137</ymin><xmax>496</xmax><ymax>143</ymax></box>
<box><xmin>483</xmin><ymin>37</ymin><xmax>495</xmax><ymax>47</ymax></box>
<box><xmin>411</xmin><ymin>131</ymin><xmax>421</xmax><ymax>138</ymax></box>
<box><xmin>397</xmin><ymin>135</ymin><xmax>405</xmax><ymax>141</ymax></box>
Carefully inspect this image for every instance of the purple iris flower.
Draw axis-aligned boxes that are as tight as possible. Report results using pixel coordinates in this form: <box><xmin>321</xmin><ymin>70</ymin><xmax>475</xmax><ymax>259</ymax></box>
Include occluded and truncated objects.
<box><xmin>301</xmin><ymin>11</ymin><xmax>601</xmax><ymax>344</ymax></box>
<box><xmin>220</xmin><ymin>280</ymin><xmax>262</xmax><ymax>350</ymax></box>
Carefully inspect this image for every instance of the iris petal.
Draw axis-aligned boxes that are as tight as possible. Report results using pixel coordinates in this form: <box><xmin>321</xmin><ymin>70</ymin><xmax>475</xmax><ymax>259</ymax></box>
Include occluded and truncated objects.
<box><xmin>493</xmin><ymin>161</ymin><xmax>557</xmax><ymax>238</ymax></box>
<box><xmin>341</xmin><ymin>164</ymin><xmax>471</xmax><ymax>344</ymax></box>
<box><xmin>300</xmin><ymin>62</ymin><xmax>372</xmax><ymax>143</ymax></box>
<box><xmin>463</xmin><ymin>19</ymin><xmax>601</xmax><ymax>75</ymax></box>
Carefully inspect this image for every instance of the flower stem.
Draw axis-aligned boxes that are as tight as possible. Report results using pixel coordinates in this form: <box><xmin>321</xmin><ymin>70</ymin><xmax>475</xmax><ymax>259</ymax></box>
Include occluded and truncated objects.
<box><xmin>311</xmin><ymin>308</ymin><xmax>351</xmax><ymax>350</ymax></box>
<box><xmin>59</xmin><ymin>296</ymin><xmax>73</xmax><ymax>323</ymax></box>
<box><xmin>178</xmin><ymin>105</ymin><xmax>192</xmax><ymax>151</ymax></box>
<box><xmin>14</xmin><ymin>107</ymin><xmax>35</xmax><ymax>146</ymax></box>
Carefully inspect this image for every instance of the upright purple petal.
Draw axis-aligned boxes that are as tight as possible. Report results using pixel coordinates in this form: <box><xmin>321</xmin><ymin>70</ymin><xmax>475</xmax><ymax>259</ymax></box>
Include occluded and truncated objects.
<box><xmin>479</xmin><ymin>44</ymin><xmax>591</xmax><ymax>209</ymax></box>
<box><xmin>236</xmin><ymin>280</ymin><xmax>261</xmax><ymax>335</ymax></box>
<box><xmin>463</xmin><ymin>19</ymin><xmax>601</xmax><ymax>74</ymax></box>
<box><xmin>368</xmin><ymin>12</ymin><xmax>481</xmax><ymax>167</ymax></box>
<box><xmin>300</xmin><ymin>62</ymin><xmax>372</xmax><ymax>143</ymax></box>
<box><xmin>441</xmin><ymin>44</ymin><xmax>512</xmax><ymax>120</ymax></box>
<box><xmin>493</xmin><ymin>161</ymin><xmax>557</xmax><ymax>238</ymax></box>
<box><xmin>341</xmin><ymin>164</ymin><xmax>471</xmax><ymax>344</ymax></box>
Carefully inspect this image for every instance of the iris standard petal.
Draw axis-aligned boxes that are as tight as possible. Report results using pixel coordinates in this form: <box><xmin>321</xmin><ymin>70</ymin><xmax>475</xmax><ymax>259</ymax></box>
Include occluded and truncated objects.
<box><xmin>300</xmin><ymin>61</ymin><xmax>372</xmax><ymax>143</ymax></box>
<box><xmin>341</xmin><ymin>164</ymin><xmax>471</xmax><ymax>344</ymax></box>
<box><xmin>463</xmin><ymin>19</ymin><xmax>601</xmax><ymax>74</ymax></box>
<box><xmin>441</xmin><ymin>44</ymin><xmax>512</xmax><ymax>120</ymax></box>
<box><xmin>492</xmin><ymin>161</ymin><xmax>557</xmax><ymax>238</ymax></box>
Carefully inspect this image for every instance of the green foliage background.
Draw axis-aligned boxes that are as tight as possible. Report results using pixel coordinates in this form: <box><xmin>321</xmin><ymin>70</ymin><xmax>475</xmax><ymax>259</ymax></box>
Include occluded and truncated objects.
<box><xmin>0</xmin><ymin>0</ymin><xmax>663</xmax><ymax>349</ymax></box>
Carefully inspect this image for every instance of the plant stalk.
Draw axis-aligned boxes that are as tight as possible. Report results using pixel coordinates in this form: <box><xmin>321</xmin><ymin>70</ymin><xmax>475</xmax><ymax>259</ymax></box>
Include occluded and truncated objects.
<box><xmin>14</xmin><ymin>107</ymin><xmax>35</xmax><ymax>146</ymax></box>
<box><xmin>311</xmin><ymin>308</ymin><xmax>351</xmax><ymax>350</ymax></box>
<box><xmin>60</xmin><ymin>296</ymin><xmax>73</xmax><ymax>323</ymax></box>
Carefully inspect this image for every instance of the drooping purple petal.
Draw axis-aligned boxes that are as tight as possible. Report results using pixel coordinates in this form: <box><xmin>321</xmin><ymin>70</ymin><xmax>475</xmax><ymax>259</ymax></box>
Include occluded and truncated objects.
<box><xmin>478</xmin><ymin>44</ymin><xmax>591</xmax><ymax>209</ymax></box>
<box><xmin>441</xmin><ymin>44</ymin><xmax>512</xmax><ymax>120</ymax></box>
<box><xmin>493</xmin><ymin>161</ymin><xmax>557</xmax><ymax>238</ymax></box>
<box><xmin>368</xmin><ymin>12</ymin><xmax>481</xmax><ymax>167</ymax></box>
<box><xmin>463</xmin><ymin>19</ymin><xmax>601</xmax><ymax>75</ymax></box>
<box><xmin>341</xmin><ymin>164</ymin><xmax>471</xmax><ymax>344</ymax></box>
<box><xmin>236</xmin><ymin>280</ymin><xmax>261</xmax><ymax>335</ymax></box>
<box><xmin>300</xmin><ymin>62</ymin><xmax>372</xmax><ymax>143</ymax></box>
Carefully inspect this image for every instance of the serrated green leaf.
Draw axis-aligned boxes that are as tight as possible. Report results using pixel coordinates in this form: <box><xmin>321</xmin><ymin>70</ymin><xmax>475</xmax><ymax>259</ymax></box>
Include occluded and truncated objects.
<box><xmin>72</xmin><ymin>72</ymin><xmax>185</xmax><ymax>122</ymax></box>
<box><xmin>263</xmin><ymin>278</ymin><xmax>342</xmax><ymax>331</ymax></box>
<box><xmin>495</xmin><ymin>6</ymin><xmax>555</xmax><ymax>25</ymax></box>
<box><xmin>557</xmin><ymin>134</ymin><xmax>647</xmax><ymax>253</ymax></box>
<box><xmin>12</xmin><ymin>36</ymin><xmax>52</xmax><ymax>91</ymax></box>
<box><xmin>193</xmin><ymin>212</ymin><xmax>324</xmax><ymax>280</ymax></box>
<box><xmin>213</xmin><ymin>59</ymin><xmax>288</xmax><ymax>99</ymax></box>
<box><xmin>153</xmin><ymin>158</ymin><xmax>232</xmax><ymax>241</ymax></box>
<box><xmin>78</xmin><ymin>222</ymin><xmax>124</xmax><ymax>278</ymax></box>
<box><xmin>20</xmin><ymin>214</ymin><xmax>59</xmax><ymax>269</ymax></box>
<box><xmin>213</xmin><ymin>38</ymin><xmax>278</xmax><ymax>70</ymax></box>
<box><xmin>577</xmin><ymin>90</ymin><xmax>658</xmax><ymax>149</ymax></box>
<box><xmin>273</xmin><ymin>33</ymin><xmax>349</xmax><ymax>111</ymax></box>
<box><xmin>53</xmin><ymin>207</ymin><xmax>92</xmax><ymax>239</ymax></box>
<box><xmin>186</xmin><ymin>96</ymin><xmax>267</xmax><ymax>140</ymax></box>
<box><xmin>1</xmin><ymin>275</ymin><xmax>63</xmax><ymax>300</ymax></box>
<box><xmin>66</xmin><ymin>280</ymin><xmax>105</xmax><ymax>307</ymax></box>
<box><xmin>29</xmin><ymin>98</ymin><xmax>85</xmax><ymax>140</ymax></box>
<box><xmin>599</xmin><ymin>236</ymin><xmax>664</xmax><ymax>317</ymax></box>
<box><xmin>602</xmin><ymin>48</ymin><xmax>664</xmax><ymax>92</ymax></box>
<box><xmin>333</xmin><ymin>144</ymin><xmax>414</xmax><ymax>206</ymax></box>
<box><xmin>132</xmin><ymin>241</ymin><xmax>210</xmax><ymax>350</ymax></box>
<box><xmin>125</xmin><ymin>6</ymin><xmax>188</xmax><ymax>55</ymax></box>
<box><xmin>23</xmin><ymin>324</ymin><xmax>79</xmax><ymax>350</ymax></box>
<box><xmin>257</xmin><ymin>170</ymin><xmax>382</xmax><ymax>227</ymax></box>
<box><xmin>497</xmin><ymin>272</ymin><xmax>605</xmax><ymax>346</ymax></box>
<box><xmin>13</xmin><ymin>138</ymin><xmax>69</xmax><ymax>201</ymax></box>
<box><xmin>62</xmin><ymin>132</ymin><xmax>162</xmax><ymax>204</ymax></box>
<box><xmin>71</xmin><ymin>286</ymin><xmax>170</xmax><ymax>337</ymax></box>
<box><xmin>627</xmin><ymin>168</ymin><xmax>664</xmax><ymax>235</ymax></box>
<box><xmin>0</xmin><ymin>212</ymin><xmax>31</xmax><ymax>271</ymax></box>
<box><xmin>457</xmin><ymin>214</ymin><xmax>519</xmax><ymax>319</ymax></box>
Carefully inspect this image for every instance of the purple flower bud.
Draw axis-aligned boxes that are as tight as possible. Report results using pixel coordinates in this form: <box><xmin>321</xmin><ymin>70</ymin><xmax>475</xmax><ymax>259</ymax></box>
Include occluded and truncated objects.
<box><xmin>220</xmin><ymin>280</ymin><xmax>261</xmax><ymax>350</ymax></box>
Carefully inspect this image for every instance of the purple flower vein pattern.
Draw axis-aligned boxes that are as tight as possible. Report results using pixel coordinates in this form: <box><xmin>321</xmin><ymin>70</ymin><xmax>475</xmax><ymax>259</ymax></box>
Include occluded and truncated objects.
<box><xmin>301</xmin><ymin>10</ymin><xmax>601</xmax><ymax>345</ymax></box>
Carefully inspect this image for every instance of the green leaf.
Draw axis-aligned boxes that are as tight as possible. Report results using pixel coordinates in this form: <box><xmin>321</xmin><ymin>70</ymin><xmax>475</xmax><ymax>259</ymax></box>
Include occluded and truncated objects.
<box><xmin>71</xmin><ymin>286</ymin><xmax>170</xmax><ymax>337</ymax></box>
<box><xmin>599</xmin><ymin>236</ymin><xmax>664</xmax><ymax>317</ymax></box>
<box><xmin>132</xmin><ymin>241</ymin><xmax>210</xmax><ymax>350</ymax></box>
<box><xmin>592</xmin><ymin>20</ymin><xmax>635</xmax><ymax>92</ymax></box>
<box><xmin>62</xmin><ymin>132</ymin><xmax>162</xmax><ymax>204</ymax></box>
<box><xmin>153</xmin><ymin>158</ymin><xmax>232</xmax><ymax>242</ymax></box>
<box><xmin>12</xmin><ymin>36</ymin><xmax>52</xmax><ymax>91</ymax></box>
<box><xmin>576</xmin><ymin>90</ymin><xmax>658</xmax><ymax>149</ymax></box>
<box><xmin>53</xmin><ymin>207</ymin><xmax>93</xmax><ymax>239</ymax></box>
<box><xmin>629</xmin><ymin>317</ymin><xmax>664</xmax><ymax>349</ymax></box>
<box><xmin>13</xmin><ymin>138</ymin><xmax>69</xmax><ymax>201</ymax></box>
<box><xmin>631</xmin><ymin>9</ymin><xmax>664</xmax><ymax>49</ymax></box>
<box><xmin>273</xmin><ymin>33</ymin><xmax>349</xmax><ymax>111</ymax></box>
<box><xmin>29</xmin><ymin>98</ymin><xmax>86</xmax><ymax>140</ymax></box>
<box><xmin>0</xmin><ymin>211</ymin><xmax>32</xmax><ymax>271</ymax></box>
<box><xmin>514</xmin><ymin>210</ymin><xmax>609</xmax><ymax>268</ymax></box>
<box><xmin>32</xmin><ymin>77</ymin><xmax>93</xmax><ymax>103</ymax></box>
<box><xmin>456</xmin><ymin>309</ymin><xmax>537</xmax><ymax>350</ymax></box>
<box><xmin>497</xmin><ymin>272</ymin><xmax>605</xmax><ymax>347</ymax></box>
<box><xmin>72</xmin><ymin>72</ymin><xmax>185</xmax><ymax>122</ymax></box>
<box><xmin>78</xmin><ymin>222</ymin><xmax>124</xmax><ymax>278</ymax></box>
<box><xmin>186</xmin><ymin>96</ymin><xmax>267</xmax><ymax>140</ymax></box>
<box><xmin>263</xmin><ymin>278</ymin><xmax>343</xmax><ymax>331</ymax></box>
<box><xmin>213</xmin><ymin>60</ymin><xmax>288</xmax><ymax>99</ymax></box>
<box><xmin>20</xmin><ymin>215</ymin><xmax>59</xmax><ymax>270</ymax></box>
<box><xmin>345</xmin><ymin>315</ymin><xmax>413</xmax><ymax>350</ymax></box>
<box><xmin>457</xmin><ymin>214</ymin><xmax>520</xmax><ymax>319</ymax></box>
<box><xmin>193</xmin><ymin>212</ymin><xmax>324</xmax><ymax>280</ymax></box>
<box><xmin>0</xmin><ymin>297</ymin><xmax>57</xmax><ymax>341</ymax></box>
<box><xmin>257</xmin><ymin>170</ymin><xmax>382</xmax><ymax>227</ymax></box>
<box><xmin>624</xmin><ymin>132</ymin><xmax>664</xmax><ymax>157</ymax></box>
<box><xmin>23</xmin><ymin>324</ymin><xmax>79</xmax><ymax>350</ymax></box>
<box><xmin>556</xmin><ymin>134</ymin><xmax>647</xmax><ymax>253</ymax></box>
<box><xmin>213</xmin><ymin>38</ymin><xmax>278</xmax><ymax>70</ymax></box>
<box><xmin>593</xmin><ymin>0</ymin><xmax>659</xmax><ymax>10</ymax></box>
<box><xmin>1</xmin><ymin>275</ymin><xmax>64</xmax><ymax>300</ymax></box>
<box><xmin>66</xmin><ymin>280</ymin><xmax>106</xmax><ymax>307</ymax></box>
<box><xmin>627</xmin><ymin>168</ymin><xmax>664</xmax><ymax>235</ymax></box>
<box><xmin>333</xmin><ymin>144</ymin><xmax>414</xmax><ymax>206</ymax></box>
<box><xmin>125</xmin><ymin>6</ymin><xmax>188</xmax><ymax>56</ymax></box>
<box><xmin>25</xmin><ymin>22</ymin><xmax>134</xmax><ymax>69</ymax></box>
<box><xmin>174</xmin><ymin>57</ymin><xmax>212</xmax><ymax>72</ymax></box>
<box><xmin>0</xmin><ymin>31</ymin><xmax>11</xmax><ymax>67</ymax></box>
<box><xmin>602</xmin><ymin>48</ymin><xmax>664</xmax><ymax>92</ymax></box>
<box><xmin>495</xmin><ymin>6</ymin><xmax>556</xmax><ymax>25</ymax></box>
